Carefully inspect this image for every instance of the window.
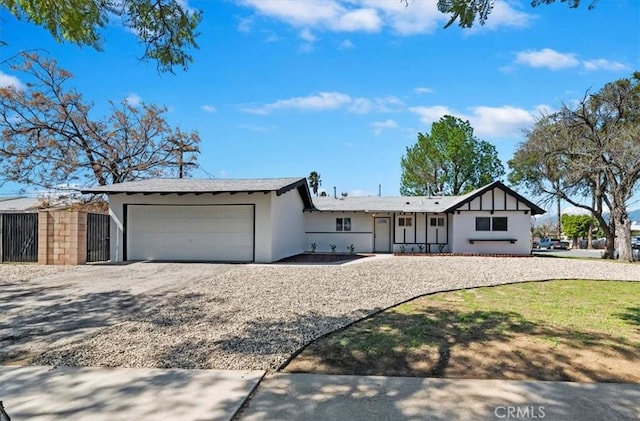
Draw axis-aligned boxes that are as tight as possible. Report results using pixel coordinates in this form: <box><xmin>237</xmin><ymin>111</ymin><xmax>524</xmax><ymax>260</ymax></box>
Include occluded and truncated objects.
<box><xmin>492</xmin><ymin>217</ymin><xmax>508</xmax><ymax>231</ymax></box>
<box><xmin>430</xmin><ymin>217</ymin><xmax>445</xmax><ymax>227</ymax></box>
<box><xmin>475</xmin><ymin>217</ymin><xmax>491</xmax><ymax>231</ymax></box>
<box><xmin>336</xmin><ymin>217</ymin><xmax>351</xmax><ymax>232</ymax></box>
<box><xmin>398</xmin><ymin>217</ymin><xmax>412</xmax><ymax>227</ymax></box>
<box><xmin>475</xmin><ymin>216</ymin><xmax>508</xmax><ymax>231</ymax></box>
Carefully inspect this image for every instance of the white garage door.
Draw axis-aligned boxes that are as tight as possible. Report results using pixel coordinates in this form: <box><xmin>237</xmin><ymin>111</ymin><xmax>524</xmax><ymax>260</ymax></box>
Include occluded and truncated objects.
<box><xmin>127</xmin><ymin>205</ymin><xmax>254</xmax><ymax>261</ymax></box>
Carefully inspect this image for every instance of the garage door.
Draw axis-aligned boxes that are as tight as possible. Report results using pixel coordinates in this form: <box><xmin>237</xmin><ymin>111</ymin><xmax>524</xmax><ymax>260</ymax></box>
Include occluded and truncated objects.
<box><xmin>126</xmin><ymin>205</ymin><xmax>254</xmax><ymax>261</ymax></box>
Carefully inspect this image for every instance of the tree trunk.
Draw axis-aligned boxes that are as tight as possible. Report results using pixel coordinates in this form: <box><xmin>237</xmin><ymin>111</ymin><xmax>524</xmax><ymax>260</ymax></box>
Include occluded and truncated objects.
<box><xmin>614</xmin><ymin>207</ymin><xmax>633</xmax><ymax>262</ymax></box>
<box><xmin>602</xmin><ymin>228</ymin><xmax>616</xmax><ymax>259</ymax></box>
<box><xmin>556</xmin><ymin>196</ymin><xmax>562</xmax><ymax>239</ymax></box>
<box><xmin>587</xmin><ymin>192</ymin><xmax>596</xmax><ymax>249</ymax></box>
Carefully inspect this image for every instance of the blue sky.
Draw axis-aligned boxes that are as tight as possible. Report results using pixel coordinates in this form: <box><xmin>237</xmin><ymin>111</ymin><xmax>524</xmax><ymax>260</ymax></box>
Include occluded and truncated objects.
<box><xmin>1</xmin><ymin>0</ymin><xmax>639</xmax><ymax>202</ymax></box>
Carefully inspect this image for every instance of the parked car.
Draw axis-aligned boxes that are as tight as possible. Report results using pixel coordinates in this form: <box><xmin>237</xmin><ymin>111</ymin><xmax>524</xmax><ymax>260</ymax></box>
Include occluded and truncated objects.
<box><xmin>538</xmin><ymin>237</ymin><xmax>569</xmax><ymax>250</ymax></box>
<box><xmin>631</xmin><ymin>236</ymin><xmax>640</xmax><ymax>250</ymax></box>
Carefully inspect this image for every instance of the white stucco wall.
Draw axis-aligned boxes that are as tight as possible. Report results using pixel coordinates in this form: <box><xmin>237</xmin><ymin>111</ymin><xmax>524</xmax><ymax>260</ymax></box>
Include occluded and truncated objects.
<box><xmin>107</xmin><ymin>192</ymin><xmax>273</xmax><ymax>262</ymax></box>
<box><xmin>451</xmin><ymin>211</ymin><xmax>532</xmax><ymax>255</ymax></box>
<box><xmin>304</xmin><ymin>211</ymin><xmax>374</xmax><ymax>253</ymax></box>
<box><xmin>394</xmin><ymin>213</ymin><xmax>417</xmax><ymax>244</ymax></box>
<box><xmin>270</xmin><ymin>190</ymin><xmax>306</xmax><ymax>261</ymax></box>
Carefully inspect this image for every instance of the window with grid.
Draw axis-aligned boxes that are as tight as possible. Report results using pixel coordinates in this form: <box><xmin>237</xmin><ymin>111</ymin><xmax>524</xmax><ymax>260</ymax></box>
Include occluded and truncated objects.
<box><xmin>336</xmin><ymin>217</ymin><xmax>352</xmax><ymax>231</ymax></box>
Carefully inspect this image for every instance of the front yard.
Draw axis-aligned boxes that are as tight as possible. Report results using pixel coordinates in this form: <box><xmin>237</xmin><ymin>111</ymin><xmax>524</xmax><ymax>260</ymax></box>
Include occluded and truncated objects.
<box><xmin>1</xmin><ymin>257</ymin><xmax>640</xmax><ymax>375</ymax></box>
<box><xmin>285</xmin><ymin>280</ymin><xmax>640</xmax><ymax>383</ymax></box>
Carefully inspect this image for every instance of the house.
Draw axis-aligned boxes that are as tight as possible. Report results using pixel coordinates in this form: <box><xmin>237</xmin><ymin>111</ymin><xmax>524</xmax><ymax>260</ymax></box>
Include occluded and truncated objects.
<box><xmin>82</xmin><ymin>178</ymin><xmax>545</xmax><ymax>263</ymax></box>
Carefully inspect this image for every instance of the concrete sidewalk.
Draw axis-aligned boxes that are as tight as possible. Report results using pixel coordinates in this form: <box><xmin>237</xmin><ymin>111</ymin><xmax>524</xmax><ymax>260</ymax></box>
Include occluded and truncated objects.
<box><xmin>0</xmin><ymin>365</ymin><xmax>264</xmax><ymax>421</ymax></box>
<box><xmin>2</xmin><ymin>367</ymin><xmax>639</xmax><ymax>420</ymax></box>
<box><xmin>239</xmin><ymin>373</ymin><xmax>640</xmax><ymax>421</ymax></box>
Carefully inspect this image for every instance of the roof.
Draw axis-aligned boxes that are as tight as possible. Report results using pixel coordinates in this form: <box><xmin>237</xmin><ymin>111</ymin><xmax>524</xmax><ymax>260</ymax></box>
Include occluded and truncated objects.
<box><xmin>80</xmin><ymin>178</ymin><xmax>543</xmax><ymax>216</ymax></box>
<box><xmin>0</xmin><ymin>197</ymin><xmax>41</xmax><ymax>212</ymax></box>
<box><xmin>310</xmin><ymin>181</ymin><xmax>545</xmax><ymax>215</ymax></box>
<box><xmin>311</xmin><ymin>195</ymin><xmax>459</xmax><ymax>213</ymax></box>
<box><xmin>81</xmin><ymin>177</ymin><xmax>314</xmax><ymax>209</ymax></box>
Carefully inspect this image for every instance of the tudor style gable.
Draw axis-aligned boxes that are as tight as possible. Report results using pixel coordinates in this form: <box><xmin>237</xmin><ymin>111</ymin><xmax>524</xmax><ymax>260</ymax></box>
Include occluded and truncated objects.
<box><xmin>445</xmin><ymin>181</ymin><xmax>545</xmax><ymax>216</ymax></box>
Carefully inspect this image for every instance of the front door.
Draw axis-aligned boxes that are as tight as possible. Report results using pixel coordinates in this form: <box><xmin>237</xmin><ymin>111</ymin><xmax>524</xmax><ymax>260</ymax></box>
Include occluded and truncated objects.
<box><xmin>374</xmin><ymin>217</ymin><xmax>391</xmax><ymax>252</ymax></box>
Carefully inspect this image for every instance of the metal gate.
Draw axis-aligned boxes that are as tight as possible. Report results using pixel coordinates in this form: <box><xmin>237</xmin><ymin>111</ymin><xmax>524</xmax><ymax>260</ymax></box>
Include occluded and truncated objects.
<box><xmin>1</xmin><ymin>213</ymin><xmax>38</xmax><ymax>262</ymax></box>
<box><xmin>87</xmin><ymin>213</ymin><xmax>110</xmax><ymax>262</ymax></box>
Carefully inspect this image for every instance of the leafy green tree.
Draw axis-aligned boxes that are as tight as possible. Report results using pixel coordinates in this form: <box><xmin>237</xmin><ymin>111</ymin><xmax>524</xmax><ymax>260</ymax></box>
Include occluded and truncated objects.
<box><xmin>561</xmin><ymin>214</ymin><xmax>593</xmax><ymax>248</ymax></box>
<box><xmin>402</xmin><ymin>0</ymin><xmax>598</xmax><ymax>28</ymax></box>
<box><xmin>308</xmin><ymin>171</ymin><xmax>322</xmax><ymax>196</ymax></box>
<box><xmin>400</xmin><ymin>115</ymin><xmax>504</xmax><ymax>196</ymax></box>
<box><xmin>509</xmin><ymin>72</ymin><xmax>640</xmax><ymax>261</ymax></box>
<box><xmin>1</xmin><ymin>0</ymin><xmax>201</xmax><ymax>72</ymax></box>
<box><xmin>0</xmin><ymin>52</ymin><xmax>200</xmax><ymax>187</ymax></box>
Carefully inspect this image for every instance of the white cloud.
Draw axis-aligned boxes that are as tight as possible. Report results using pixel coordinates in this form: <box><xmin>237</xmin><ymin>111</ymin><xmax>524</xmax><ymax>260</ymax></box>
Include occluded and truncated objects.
<box><xmin>338</xmin><ymin>39</ymin><xmax>355</xmax><ymax>50</ymax></box>
<box><xmin>533</xmin><ymin>104</ymin><xmax>554</xmax><ymax>116</ymax></box>
<box><xmin>240</xmin><ymin>0</ymin><xmax>346</xmax><ymax>28</ymax></box>
<box><xmin>514</xmin><ymin>48</ymin><xmax>630</xmax><ymax>72</ymax></box>
<box><xmin>242</xmin><ymin>92</ymin><xmax>403</xmax><ymax>115</ymax></box>
<box><xmin>582</xmin><ymin>58</ymin><xmax>629</xmax><ymax>72</ymax></box>
<box><xmin>299</xmin><ymin>29</ymin><xmax>317</xmax><ymax>52</ymax></box>
<box><xmin>470</xmin><ymin>106</ymin><xmax>535</xmax><ymax>138</ymax></box>
<box><xmin>201</xmin><ymin>105</ymin><xmax>217</xmax><ymax>113</ymax></box>
<box><xmin>414</xmin><ymin>87</ymin><xmax>433</xmax><ymax>94</ymax></box>
<box><xmin>371</xmin><ymin>119</ymin><xmax>399</xmax><ymax>135</ymax></box>
<box><xmin>360</xmin><ymin>0</ymin><xmax>443</xmax><ymax>35</ymax></box>
<box><xmin>0</xmin><ymin>71</ymin><xmax>24</xmax><ymax>90</ymax></box>
<box><xmin>348</xmin><ymin>96</ymin><xmax>403</xmax><ymax>114</ymax></box>
<box><xmin>332</xmin><ymin>8</ymin><xmax>381</xmax><ymax>32</ymax></box>
<box><xmin>238</xmin><ymin>17</ymin><xmax>253</xmax><ymax>33</ymax></box>
<box><xmin>410</xmin><ymin>104</ymin><xmax>549</xmax><ymax>138</ymax></box>
<box><xmin>237</xmin><ymin>123</ymin><xmax>276</xmax><ymax>133</ymax></box>
<box><xmin>239</xmin><ymin>0</ymin><xmax>533</xmax><ymax>37</ymax></box>
<box><xmin>241</xmin><ymin>92</ymin><xmax>352</xmax><ymax>114</ymax></box>
<box><xmin>476</xmin><ymin>0</ymin><xmax>533</xmax><ymax>30</ymax></box>
<box><xmin>515</xmin><ymin>48</ymin><xmax>579</xmax><ymax>70</ymax></box>
<box><xmin>409</xmin><ymin>105</ymin><xmax>453</xmax><ymax>123</ymax></box>
<box><xmin>299</xmin><ymin>28</ymin><xmax>316</xmax><ymax>42</ymax></box>
<box><xmin>263</xmin><ymin>30</ymin><xmax>281</xmax><ymax>43</ymax></box>
<box><xmin>124</xmin><ymin>93</ymin><xmax>143</xmax><ymax>106</ymax></box>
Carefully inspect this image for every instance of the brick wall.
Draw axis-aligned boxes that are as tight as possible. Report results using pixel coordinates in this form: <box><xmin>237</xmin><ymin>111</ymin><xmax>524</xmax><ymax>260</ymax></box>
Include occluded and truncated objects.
<box><xmin>38</xmin><ymin>210</ymin><xmax>88</xmax><ymax>265</ymax></box>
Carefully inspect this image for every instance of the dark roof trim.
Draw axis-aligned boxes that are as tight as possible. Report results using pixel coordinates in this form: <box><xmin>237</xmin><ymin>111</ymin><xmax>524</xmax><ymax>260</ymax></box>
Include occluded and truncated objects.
<box><xmin>444</xmin><ymin>181</ymin><xmax>546</xmax><ymax>215</ymax></box>
<box><xmin>279</xmin><ymin>179</ymin><xmax>313</xmax><ymax>209</ymax></box>
<box><xmin>100</xmin><ymin>189</ymin><xmax>277</xmax><ymax>195</ymax></box>
<box><xmin>81</xmin><ymin>177</ymin><xmax>315</xmax><ymax>209</ymax></box>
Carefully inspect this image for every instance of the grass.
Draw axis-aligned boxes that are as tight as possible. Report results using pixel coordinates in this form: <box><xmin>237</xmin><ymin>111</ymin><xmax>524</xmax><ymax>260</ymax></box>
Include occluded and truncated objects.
<box><xmin>285</xmin><ymin>280</ymin><xmax>640</xmax><ymax>383</ymax></box>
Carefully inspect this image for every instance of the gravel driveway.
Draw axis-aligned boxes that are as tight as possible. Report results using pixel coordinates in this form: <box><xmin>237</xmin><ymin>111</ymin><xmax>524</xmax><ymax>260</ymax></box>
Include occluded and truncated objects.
<box><xmin>2</xmin><ymin>256</ymin><xmax>639</xmax><ymax>371</ymax></box>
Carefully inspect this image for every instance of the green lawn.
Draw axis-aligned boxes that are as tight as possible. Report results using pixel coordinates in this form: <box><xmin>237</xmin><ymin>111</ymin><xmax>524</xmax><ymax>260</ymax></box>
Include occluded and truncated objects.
<box><xmin>285</xmin><ymin>280</ymin><xmax>640</xmax><ymax>383</ymax></box>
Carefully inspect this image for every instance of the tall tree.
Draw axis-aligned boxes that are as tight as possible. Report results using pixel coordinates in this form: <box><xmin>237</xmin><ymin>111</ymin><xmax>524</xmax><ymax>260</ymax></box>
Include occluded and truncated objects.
<box><xmin>402</xmin><ymin>0</ymin><xmax>598</xmax><ymax>28</ymax></box>
<box><xmin>0</xmin><ymin>52</ymin><xmax>200</xmax><ymax>187</ymax></box>
<box><xmin>1</xmin><ymin>0</ymin><xmax>201</xmax><ymax>72</ymax></box>
<box><xmin>400</xmin><ymin>115</ymin><xmax>504</xmax><ymax>196</ymax></box>
<box><xmin>561</xmin><ymin>214</ymin><xmax>594</xmax><ymax>248</ymax></box>
<box><xmin>509</xmin><ymin>72</ymin><xmax>640</xmax><ymax>261</ymax></box>
<box><xmin>308</xmin><ymin>171</ymin><xmax>322</xmax><ymax>196</ymax></box>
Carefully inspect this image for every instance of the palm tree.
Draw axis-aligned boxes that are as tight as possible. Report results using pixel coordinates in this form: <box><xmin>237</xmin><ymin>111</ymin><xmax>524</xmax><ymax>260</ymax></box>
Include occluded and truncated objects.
<box><xmin>308</xmin><ymin>171</ymin><xmax>322</xmax><ymax>196</ymax></box>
